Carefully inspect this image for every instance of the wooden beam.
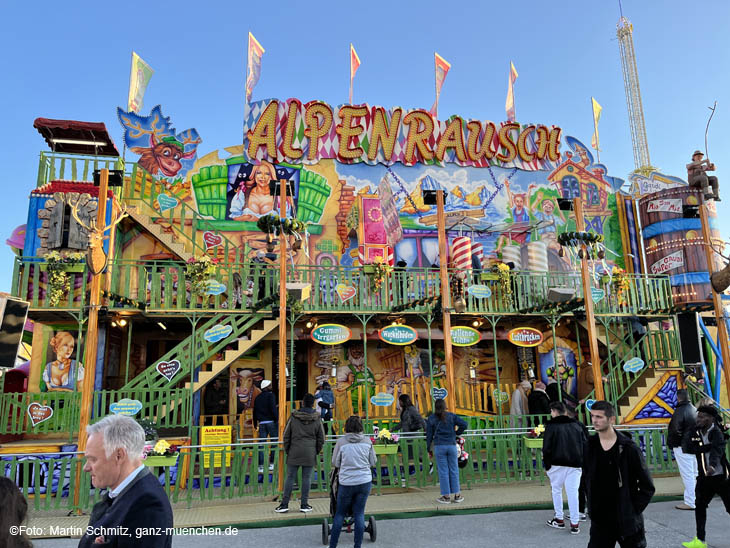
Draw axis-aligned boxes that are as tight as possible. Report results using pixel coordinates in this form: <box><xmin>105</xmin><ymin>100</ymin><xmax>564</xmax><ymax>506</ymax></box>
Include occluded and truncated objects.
<box><xmin>277</xmin><ymin>179</ymin><xmax>288</xmax><ymax>493</ymax></box>
<box><xmin>699</xmin><ymin>201</ymin><xmax>730</xmax><ymax>405</ymax></box>
<box><xmin>574</xmin><ymin>197</ymin><xmax>604</xmax><ymax>401</ymax></box>
<box><xmin>436</xmin><ymin>190</ymin><xmax>457</xmax><ymax>411</ymax></box>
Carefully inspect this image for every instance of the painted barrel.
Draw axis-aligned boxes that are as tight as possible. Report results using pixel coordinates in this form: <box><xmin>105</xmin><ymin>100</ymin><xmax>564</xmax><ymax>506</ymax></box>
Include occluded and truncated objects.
<box><xmin>501</xmin><ymin>246</ymin><xmax>522</xmax><ymax>269</ymax></box>
<box><xmin>638</xmin><ymin>187</ymin><xmax>723</xmax><ymax>306</ymax></box>
<box><xmin>527</xmin><ymin>241</ymin><xmax>549</xmax><ymax>271</ymax></box>
<box><xmin>450</xmin><ymin>236</ymin><xmax>473</xmax><ymax>271</ymax></box>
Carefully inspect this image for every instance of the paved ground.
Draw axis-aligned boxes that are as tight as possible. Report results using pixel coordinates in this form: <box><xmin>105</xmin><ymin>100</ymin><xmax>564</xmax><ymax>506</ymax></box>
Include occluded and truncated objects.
<box><xmin>31</xmin><ymin>500</ymin><xmax>730</xmax><ymax>547</ymax></box>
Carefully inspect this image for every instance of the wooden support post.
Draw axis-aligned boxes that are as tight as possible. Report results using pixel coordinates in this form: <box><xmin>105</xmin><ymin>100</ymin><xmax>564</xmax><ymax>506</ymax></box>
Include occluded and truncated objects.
<box><xmin>73</xmin><ymin>168</ymin><xmax>109</xmax><ymax>510</ymax></box>
<box><xmin>699</xmin><ymin>201</ymin><xmax>730</xmax><ymax>404</ymax></box>
<box><xmin>436</xmin><ymin>190</ymin><xmax>457</xmax><ymax>411</ymax></box>
<box><xmin>574</xmin><ymin>197</ymin><xmax>604</xmax><ymax>401</ymax></box>
<box><xmin>277</xmin><ymin>179</ymin><xmax>288</xmax><ymax>493</ymax></box>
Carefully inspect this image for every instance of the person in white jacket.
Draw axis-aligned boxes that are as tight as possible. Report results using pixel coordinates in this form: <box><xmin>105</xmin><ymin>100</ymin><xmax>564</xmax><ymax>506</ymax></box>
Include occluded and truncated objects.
<box><xmin>329</xmin><ymin>416</ymin><xmax>376</xmax><ymax>548</ymax></box>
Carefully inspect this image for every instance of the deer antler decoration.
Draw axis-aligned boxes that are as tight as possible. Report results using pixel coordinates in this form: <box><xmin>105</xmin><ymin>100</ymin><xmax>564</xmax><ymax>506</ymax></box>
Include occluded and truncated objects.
<box><xmin>70</xmin><ymin>195</ymin><xmax>128</xmax><ymax>275</ymax></box>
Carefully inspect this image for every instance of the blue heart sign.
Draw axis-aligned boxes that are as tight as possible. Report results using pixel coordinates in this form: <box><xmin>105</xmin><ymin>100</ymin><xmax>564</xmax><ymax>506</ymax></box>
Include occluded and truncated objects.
<box><xmin>585</xmin><ymin>399</ymin><xmax>596</xmax><ymax>411</ymax></box>
<box><xmin>204</xmin><ymin>324</ymin><xmax>233</xmax><ymax>343</ymax></box>
<box><xmin>110</xmin><ymin>398</ymin><xmax>143</xmax><ymax>416</ymax></box>
<box><xmin>467</xmin><ymin>285</ymin><xmax>492</xmax><ymax>299</ymax></box>
<box><xmin>205</xmin><ymin>279</ymin><xmax>226</xmax><ymax>295</ymax></box>
<box><xmin>157</xmin><ymin>193</ymin><xmax>179</xmax><ymax>213</ymax></box>
<box><xmin>591</xmin><ymin>287</ymin><xmax>605</xmax><ymax>303</ymax></box>
<box><xmin>431</xmin><ymin>387</ymin><xmax>449</xmax><ymax>400</ymax></box>
<box><xmin>623</xmin><ymin>357</ymin><xmax>645</xmax><ymax>374</ymax></box>
<box><xmin>370</xmin><ymin>392</ymin><xmax>395</xmax><ymax>407</ymax></box>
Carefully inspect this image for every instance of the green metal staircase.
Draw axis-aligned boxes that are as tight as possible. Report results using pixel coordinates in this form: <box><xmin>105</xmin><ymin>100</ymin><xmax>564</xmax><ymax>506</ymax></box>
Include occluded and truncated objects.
<box><xmin>120</xmin><ymin>313</ymin><xmax>277</xmax><ymax>392</ymax></box>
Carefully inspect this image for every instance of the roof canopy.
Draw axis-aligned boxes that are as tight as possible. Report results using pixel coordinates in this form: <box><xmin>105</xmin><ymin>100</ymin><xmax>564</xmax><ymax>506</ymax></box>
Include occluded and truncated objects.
<box><xmin>33</xmin><ymin>118</ymin><xmax>119</xmax><ymax>157</ymax></box>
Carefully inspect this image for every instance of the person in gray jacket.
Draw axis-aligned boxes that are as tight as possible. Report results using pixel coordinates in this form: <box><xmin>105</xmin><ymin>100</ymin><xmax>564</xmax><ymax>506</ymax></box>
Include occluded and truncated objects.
<box><xmin>329</xmin><ymin>415</ymin><xmax>376</xmax><ymax>548</ymax></box>
<box><xmin>275</xmin><ymin>393</ymin><xmax>325</xmax><ymax>513</ymax></box>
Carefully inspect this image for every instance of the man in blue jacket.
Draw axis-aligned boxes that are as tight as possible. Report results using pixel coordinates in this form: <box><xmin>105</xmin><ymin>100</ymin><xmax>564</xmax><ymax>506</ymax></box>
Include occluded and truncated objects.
<box><xmin>253</xmin><ymin>380</ymin><xmax>277</xmax><ymax>472</ymax></box>
<box><xmin>78</xmin><ymin>415</ymin><xmax>173</xmax><ymax>547</ymax></box>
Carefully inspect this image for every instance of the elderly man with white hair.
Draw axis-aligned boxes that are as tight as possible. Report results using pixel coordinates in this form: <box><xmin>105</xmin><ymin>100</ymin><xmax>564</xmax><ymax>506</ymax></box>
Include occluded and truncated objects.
<box><xmin>78</xmin><ymin>414</ymin><xmax>173</xmax><ymax>548</ymax></box>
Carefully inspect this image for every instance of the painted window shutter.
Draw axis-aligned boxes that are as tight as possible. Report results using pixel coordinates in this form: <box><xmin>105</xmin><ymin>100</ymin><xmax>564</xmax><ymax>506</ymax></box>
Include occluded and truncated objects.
<box><xmin>47</xmin><ymin>202</ymin><xmax>64</xmax><ymax>248</ymax></box>
<box><xmin>68</xmin><ymin>205</ymin><xmax>90</xmax><ymax>249</ymax></box>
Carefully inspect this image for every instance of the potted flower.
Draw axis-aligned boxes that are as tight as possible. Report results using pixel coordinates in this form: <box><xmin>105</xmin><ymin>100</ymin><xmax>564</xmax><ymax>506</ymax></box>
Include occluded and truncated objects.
<box><xmin>42</xmin><ymin>251</ymin><xmax>86</xmax><ymax>307</ymax></box>
<box><xmin>143</xmin><ymin>439</ymin><xmax>179</xmax><ymax>467</ymax></box>
<box><xmin>185</xmin><ymin>255</ymin><xmax>218</xmax><ymax>299</ymax></box>
<box><xmin>371</xmin><ymin>428</ymin><xmax>400</xmax><ymax>455</ymax></box>
<box><xmin>365</xmin><ymin>257</ymin><xmax>392</xmax><ymax>291</ymax></box>
<box><xmin>524</xmin><ymin>423</ymin><xmax>545</xmax><ymax>449</ymax></box>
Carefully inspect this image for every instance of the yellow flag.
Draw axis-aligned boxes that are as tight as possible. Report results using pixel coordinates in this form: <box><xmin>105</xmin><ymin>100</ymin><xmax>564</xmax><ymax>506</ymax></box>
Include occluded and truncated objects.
<box><xmin>591</xmin><ymin>97</ymin><xmax>602</xmax><ymax>150</ymax></box>
<box><xmin>127</xmin><ymin>52</ymin><xmax>154</xmax><ymax>113</ymax></box>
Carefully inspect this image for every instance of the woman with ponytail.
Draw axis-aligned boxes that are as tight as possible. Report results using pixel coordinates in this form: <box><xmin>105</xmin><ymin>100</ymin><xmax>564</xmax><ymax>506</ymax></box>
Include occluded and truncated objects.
<box><xmin>426</xmin><ymin>398</ymin><xmax>467</xmax><ymax>504</ymax></box>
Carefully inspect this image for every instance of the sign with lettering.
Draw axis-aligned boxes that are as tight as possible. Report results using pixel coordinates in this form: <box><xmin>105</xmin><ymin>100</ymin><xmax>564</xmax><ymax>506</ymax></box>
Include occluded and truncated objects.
<box><xmin>508</xmin><ymin>327</ymin><xmax>544</xmax><ymax>347</ymax></box>
<box><xmin>647</xmin><ymin>198</ymin><xmax>682</xmax><ymax>214</ymax></box>
<box><xmin>370</xmin><ymin>392</ymin><xmax>395</xmax><ymax>407</ymax></box>
<box><xmin>204</xmin><ymin>324</ymin><xmax>233</xmax><ymax>343</ymax></box>
<box><xmin>450</xmin><ymin>326</ymin><xmax>481</xmax><ymax>347</ymax></box>
<box><xmin>110</xmin><ymin>398</ymin><xmax>143</xmax><ymax>416</ymax></box>
<box><xmin>468</xmin><ymin>285</ymin><xmax>492</xmax><ymax>299</ymax></box>
<box><xmin>591</xmin><ymin>287</ymin><xmax>605</xmax><ymax>303</ymax></box>
<box><xmin>205</xmin><ymin>279</ymin><xmax>227</xmax><ymax>295</ymax></box>
<box><xmin>201</xmin><ymin>425</ymin><xmax>232</xmax><ymax>468</ymax></box>
<box><xmin>431</xmin><ymin>387</ymin><xmax>449</xmax><ymax>400</ymax></box>
<box><xmin>27</xmin><ymin>403</ymin><xmax>54</xmax><ymax>427</ymax></box>
<box><xmin>203</xmin><ymin>231</ymin><xmax>223</xmax><ymax>250</ymax></box>
<box><xmin>650</xmin><ymin>250</ymin><xmax>684</xmax><ymax>275</ymax></box>
<box><xmin>336</xmin><ymin>284</ymin><xmax>357</xmax><ymax>303</ymax></box>
<box><xmin>311</xmin><ymin>324</ymin><xmax>352</xmax><ymax>345</ymax></box>
<box><xmin>156</xmin><ymin>360</ymin><xmax>182</xmax><ymax>382</ymax></box>
<box><xmin>378</xmin><ymin>324</ymin><xmax>418</xmax><ymax>346</ymax></box>
<box><xmin>157</xmin><ymin>193</ymin><xmax>179</xmax><ymax>213</ymax></box>
<box><xmin>623</xmin><ymin>357</ymin><xmax>645</xmax><ymax>373</ymax></box>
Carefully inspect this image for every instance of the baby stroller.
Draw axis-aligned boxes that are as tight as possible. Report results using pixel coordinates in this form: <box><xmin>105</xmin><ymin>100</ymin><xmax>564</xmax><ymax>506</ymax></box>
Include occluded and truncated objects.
<box><xmin>321</xmin><ymin>467</ymin><xmax>376</xmax><ymax>545</ymax></box>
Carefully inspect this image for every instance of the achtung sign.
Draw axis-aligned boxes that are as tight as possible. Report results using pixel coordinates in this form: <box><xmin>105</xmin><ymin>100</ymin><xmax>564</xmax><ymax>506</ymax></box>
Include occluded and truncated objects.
<box><xmin>378</xmin><ymin>324</ymin><xmax>418</xmax><ymax>345</ymax></box>
<box><xmin>310</xmin><ymin>324</ymin><xmax>352</xmax><ymax>345</ymax></box>
<box><xmin>508</xmin><ymin>327</ymin><xmax>543</xmax><ymax>347</ymax></box>
<box><xmin>450</xmin><ymin>326</ymin><xmax>481</xmax><ymax>346</ymax></box>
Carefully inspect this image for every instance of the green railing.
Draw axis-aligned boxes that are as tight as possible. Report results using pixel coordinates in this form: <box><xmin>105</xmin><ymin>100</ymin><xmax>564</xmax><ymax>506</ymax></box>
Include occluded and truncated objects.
<box><xmin>11</xmin><ymin>257</ymin><xmax>90</xmax><ymax>310</ymax></box>
<box><xmin>0</xmin><ymin>425</ymin><xmax>679</xmax><ymax>513</ymax></box>
<box><xmin>594</xmin><ymin>274</ymin><xmax>674</xmax><ymax>315</ymax></box>
<box><xmin>92</xmin><ymin>389</ymin><xmax>192</xmax><ymax>428</ymax></box>
<box><xmin>0</xmin><ymin>391</ymin><xmax>80</xmax><ymax>436</ymax></box>
<box><xmin>37</xmin><ymin>151</ymin><xmax>122</xmax><ymax>187</ymax></box>
<box><xmin>122</xmin><ymin>163</ymin><xmax>245</xmax><ymax>263</ymax></box>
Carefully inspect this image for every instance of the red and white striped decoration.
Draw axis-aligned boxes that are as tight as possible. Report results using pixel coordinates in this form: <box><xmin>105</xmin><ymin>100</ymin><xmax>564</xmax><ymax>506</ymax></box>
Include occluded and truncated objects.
<box><xmin>471</xmin><ymin>241</ymin><xmax>484</xmax><ymax>269</ymax></box>
<box><xmin>450</xmin><ymin>236</ymin><xmax>472</xmax><ymax>271</ymax></box>
<box><xmin>358</xmin><ymin>245</ymin><xmax>395</xmax><ymax>266</ymax></box>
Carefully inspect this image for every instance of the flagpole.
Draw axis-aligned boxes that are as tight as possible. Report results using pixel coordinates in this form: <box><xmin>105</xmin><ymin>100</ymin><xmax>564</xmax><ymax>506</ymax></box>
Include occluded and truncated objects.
<box><xmin>591</xmin><ymin>97</ymin><xmax>601</xmax><ymax>163</ymax></box>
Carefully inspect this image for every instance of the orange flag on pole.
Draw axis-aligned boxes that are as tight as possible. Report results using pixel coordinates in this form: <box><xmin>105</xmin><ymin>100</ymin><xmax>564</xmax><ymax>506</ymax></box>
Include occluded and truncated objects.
<box><xmin>349</xmin><ymin>44</ymin><xmax>361</xmax><ymax>104</ymax></box>
<box><xmin>245</xmin><ymin>32</ymin><xmax>265</xmax><ymax>104</ymax></box>
<box><xmin>429</xmin><ymin>53</ymin><xmax>451</xmax><ymax>117</ymax></box>
<box><xmin>505</xmin><ymin>61</ymin><xmax>518</xmax><ymax>121</ymax></box>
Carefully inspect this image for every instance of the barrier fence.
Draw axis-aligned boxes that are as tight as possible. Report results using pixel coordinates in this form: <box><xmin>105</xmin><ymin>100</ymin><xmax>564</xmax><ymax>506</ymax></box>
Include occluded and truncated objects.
<box><xmin>1</xmin><ymin>424</ymin><xmax>684</xmax><ymax>514</ymax></box>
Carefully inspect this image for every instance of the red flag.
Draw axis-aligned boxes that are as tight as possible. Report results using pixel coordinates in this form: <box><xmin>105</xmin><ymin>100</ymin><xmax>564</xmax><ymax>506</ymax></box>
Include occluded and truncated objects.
<box><xmin>245</xmin><ymin>32</ymin><xmax>265</xmax><ymax>104</ymax></box>
<box><xmin>349</xmin><ymin>44</ymin><xmax>361</xmax><ymax>104</ymax></box>
<box><xmin>505</xmin><ymin>61</ymin><xmax>518</xmax><ymax>121</ymax></box>
<box><xmin>429</xmin><ymin>53</ymin><xmax>451</xmax><ymax>117</ymax></box>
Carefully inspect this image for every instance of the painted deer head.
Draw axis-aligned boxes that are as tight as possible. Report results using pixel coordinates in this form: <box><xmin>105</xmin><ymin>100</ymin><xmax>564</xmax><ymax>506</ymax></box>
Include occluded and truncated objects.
<box><xmin>70</xmin><ymin>195</ymin><xmax>127</xmax><ymax>275</ymax></box>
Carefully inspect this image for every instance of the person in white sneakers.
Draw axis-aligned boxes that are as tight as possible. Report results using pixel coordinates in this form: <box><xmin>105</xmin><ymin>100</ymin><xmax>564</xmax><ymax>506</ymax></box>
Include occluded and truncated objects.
<box><xmin>667</xmin><ymin>389</ymin><xmax>697</xmax><ymax>510</ymax></box>
<box><xmin>543</xmin><ymin>401</ymin><xmax>587</xmax><ymax>535</ymax></box>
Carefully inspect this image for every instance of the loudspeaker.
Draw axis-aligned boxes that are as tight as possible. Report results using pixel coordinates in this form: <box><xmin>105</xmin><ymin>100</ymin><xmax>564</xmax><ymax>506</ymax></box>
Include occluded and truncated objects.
<box><xmin>677</xmin><ymin>312</ymin><xmax>703</xmax><ymax>365</ymax></box>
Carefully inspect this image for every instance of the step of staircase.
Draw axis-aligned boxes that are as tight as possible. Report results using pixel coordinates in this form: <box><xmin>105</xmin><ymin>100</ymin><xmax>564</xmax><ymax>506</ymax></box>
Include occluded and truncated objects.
<box><xmin>127</xmin><ymin>205</ymin><xmax>193</xmax><ymax>262</ymax></box>
<box><xmin>618</xmin><ymin>368</ymin><xmax>664</xmax><ymax>418</ymax></box>
<box><xmin>185</xmin><ymin>319</ymin><xmax>279</xmax><ymax>393</ymax></box>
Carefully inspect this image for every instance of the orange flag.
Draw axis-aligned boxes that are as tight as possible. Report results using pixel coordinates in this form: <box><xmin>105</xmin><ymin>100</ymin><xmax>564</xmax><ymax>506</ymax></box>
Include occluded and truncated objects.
<box><xmin>429</xmin><ymin>53</ymin><xmax>451</xmax><ymax>117</ymax></box>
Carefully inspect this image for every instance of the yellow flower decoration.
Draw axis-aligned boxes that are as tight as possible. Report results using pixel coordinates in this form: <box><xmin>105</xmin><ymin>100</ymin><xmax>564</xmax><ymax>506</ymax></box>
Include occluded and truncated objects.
<box><xmin>153</xmin><ymin>439</ymin><xmax>171</xmax><ymax>454</ymax></box>
<box><xmin>469</xmin><ymin>358</ymin><xmax>479</xmax><ymax>368</ymax></box>
<box><xmin>378</xmin><ymin>428</ymin><xmax>392</xmax><ymax>440</ymax></box>
<box><xmin>497</xmin><ymin>263</ymin><xmax>510</xmax><ymax>271</ymax></box>
<box><xmin>534</xmin><ymin>424</ymin><xmax>545</xmax><ymax>436</ymax></box>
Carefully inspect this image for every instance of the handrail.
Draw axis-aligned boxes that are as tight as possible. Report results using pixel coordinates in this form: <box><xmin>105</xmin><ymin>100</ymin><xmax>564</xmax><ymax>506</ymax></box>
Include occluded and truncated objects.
<box><xmin>37</xmin><ymin>151</ymin><xmax>122</xmax><ymax>187</ymax></box>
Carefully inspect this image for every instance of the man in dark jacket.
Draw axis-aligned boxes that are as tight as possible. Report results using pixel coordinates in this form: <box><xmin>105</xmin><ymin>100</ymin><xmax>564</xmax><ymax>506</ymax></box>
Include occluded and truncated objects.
<box><xmin>253</xmin><ymin>380</ymin><xmax>277</xmax><ymax>472</ymax></box>
<box><xmin>79</xmin><ymin>415</ymin><xmax>173</xmax><ymax>547</ymax></box>
<box><xmin>275</xmin><ymin>393</ymin><xmax>324</xmax><ymax>513</ymax></box>
<box><xmin>585</xmin><ymin>401</ymin><xmax>655</xmax><ymax>548</ymax></box>
<box><xmin>681</xmin><ymin>405</ymin><xmax>730</xmax><ymax>548</ymax></box>
<box><xmin>528</xmin><ymin>381</ymin><xmax>551</xmax><ymax>416</ymax></box>
<box><xmin>204</xmin><ymin>378</ymin><xmax>228</xmax><ymax>422</ymax></box>
<box><xmin>668</xmin><ymin>388</ymin><xmax>697</xmax><ymax>510</ymax></box>
<box><xmin>543</xmin><ymin>401</ymin><xmax>588</xmax><ymax>534</ymax></box>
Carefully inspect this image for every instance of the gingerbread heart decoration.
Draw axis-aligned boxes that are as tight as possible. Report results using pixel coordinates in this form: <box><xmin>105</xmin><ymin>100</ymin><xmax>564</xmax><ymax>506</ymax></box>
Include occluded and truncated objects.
<box><xmin>156</xmin><ymin>360</ymin><xmax>181</xmax><ymax>382</ymax></box>
<box><xmin>336</xmin><ymin>284</ymin><xmax>357</xmax><ymax>303</ymax></box>
<box><xmin>27</xmin><ymin>403</ymin><xmax>54</xmax><ymax>427</ymax></box>
<box><xmin>203</xmin><ymin>231</ymin><xmax>223</xmax><ymax>250</ymax></box>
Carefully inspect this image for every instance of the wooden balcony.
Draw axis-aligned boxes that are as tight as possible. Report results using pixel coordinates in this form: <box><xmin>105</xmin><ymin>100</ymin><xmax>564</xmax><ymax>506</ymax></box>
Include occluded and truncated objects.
<box><xmin>36</xmin><ymin>151</ymin><xmax>122</xmax><ymax>187</ymax></box>
<box><xmin>11</xmin><ymin>257</ymin><xmax>674</xmax><ymax>318</ymax></box>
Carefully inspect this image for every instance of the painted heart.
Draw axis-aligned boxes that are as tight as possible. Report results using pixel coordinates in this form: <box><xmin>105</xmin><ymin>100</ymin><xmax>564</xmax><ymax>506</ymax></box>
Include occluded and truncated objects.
<box><xmin>585</xmin><ymin>399</ymin><xmax>596</xmax><ymax>411</ymax></box>
<box><xmin>431</xmin><ymin>387</ymin><xmax>449</xmax><ymax>400</ymax></box>
<box><xmin>336</xmin><ymin>284</ymin><xmax>357</xmax><ymax>303</ymax></box>
<box><xmin>590</xmin><ymin>287</ymin><xmax>605</xmax><ymax>303</ymax></box>
<box><xmin>27</xmin><ymin>403</ymin><xmax>54</xmax><ymax>427</ymax></box>
<box><xmin>493</xmin><ymin>390</ymin><xmax>510</xmax><ymax>404</ymax></box>
<box><xmin>157</xmin><ymin>194</ymin><xmax>179</xmax><ymax>213</ymax></box>
<box><xmin>109</xmin><ymin>398</ymin><xmax>143</xmax><ymax>416</ymax></box>
<box><xmin>203</xmin><ymin>231</ymin><xmax>223</xmax><ymax>250</ymax></box>
<box><xmin>156</xmin><ymin>360</ymin><xmax>181</xmax><ymax>382</ymax></box>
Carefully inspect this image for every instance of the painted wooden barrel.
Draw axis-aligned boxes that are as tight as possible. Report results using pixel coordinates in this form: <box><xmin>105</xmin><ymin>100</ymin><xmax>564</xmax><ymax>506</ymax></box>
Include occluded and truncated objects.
<box><xmin>638</xmin><ymin>187</ymin><xmax>723</xmax><ymax>306</ymax></box>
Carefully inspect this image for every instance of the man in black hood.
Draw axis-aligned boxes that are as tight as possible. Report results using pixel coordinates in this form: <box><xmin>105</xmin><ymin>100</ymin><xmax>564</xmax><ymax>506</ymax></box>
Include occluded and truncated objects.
<box><xmin>275</xmin><ymin>393</ymin><xmax>324</xmax><ymax>514</ymax></box>
<box><xmin>585</xmin><ymin>400</ymin><xmax>655</xmax><ymax>548</ymax></box>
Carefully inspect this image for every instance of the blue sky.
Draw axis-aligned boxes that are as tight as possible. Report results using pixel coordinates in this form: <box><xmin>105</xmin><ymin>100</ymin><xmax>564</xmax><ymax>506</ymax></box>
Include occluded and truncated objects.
<box><xmin>1</xmin><ymin>0</ymin><xmax>728</xmax><ymax>290</ymax></box>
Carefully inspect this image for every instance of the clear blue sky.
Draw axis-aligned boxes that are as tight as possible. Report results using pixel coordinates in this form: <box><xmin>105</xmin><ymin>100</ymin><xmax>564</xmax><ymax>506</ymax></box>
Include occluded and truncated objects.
<box><xmin>1</xmin><ymin>0</ymin><xmax>728</xmax><ymax>291</ymax></box>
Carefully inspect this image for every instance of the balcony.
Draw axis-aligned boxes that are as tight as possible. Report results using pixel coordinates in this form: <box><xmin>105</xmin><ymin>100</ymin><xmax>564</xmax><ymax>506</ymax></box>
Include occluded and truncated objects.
<box><xmin>36</xmin><ymin>151</ymin><xmax>122</xmax><ymax>187</ymax></box>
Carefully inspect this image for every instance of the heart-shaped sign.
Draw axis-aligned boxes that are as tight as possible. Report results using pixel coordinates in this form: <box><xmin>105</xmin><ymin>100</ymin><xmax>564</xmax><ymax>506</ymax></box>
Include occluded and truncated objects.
<box><xmin>591</xmin><ymin>287</ymin><xmax>605</xmax><ymax>303</ymax></box>
<box><xmin>585</xmin><ymin>399</ymin><xmax>596</xmax><ymax>411</ymax></box>
<box><xmin>110</xmin><ymin>398</ymin><xmax>143</xmax><ymax>416</ymax></box>
<box><xmin>203</xmin><ymin>231</ymin><xmax>223</xmax><ymax>250</ymax></box>
<box><xmin>156</xmin><ymin>359</ymin><xmax>181</xmax><ymax>382</ymax></box>
<box><xmin>492</xmin><ymin>390</ymin><xmax>510</xmax><ymax>405</ymax></box>
<box><xmin>336</xmin><ymin>284</ymin><xmax>357</xmax><ymax>303</ymax></box>
<box><xmin>157</xmin><ymin>194</ymin><xmax>179</xmax><ymax>213</ymax></box>
<box><xmin>28</xmin><ymin>403</ymin><xmax>54</xmax><ymax>427</ymax></box>
<box><xmin>431</xmin><ymin>387</ymin><xmax>449</xmax><ymax>400</ymax></box>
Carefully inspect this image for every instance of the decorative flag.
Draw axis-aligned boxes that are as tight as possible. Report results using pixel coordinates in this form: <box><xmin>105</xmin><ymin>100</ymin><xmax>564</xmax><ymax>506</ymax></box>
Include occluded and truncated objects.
<box><xmin>349</xmin><ymin>44</ymin><xmax>361</xmax><ymax>104</ymax></box>
<box><xmin>591</xmin><ymin>97</ymin><xmax>603</xmax><ymax>150</ymax></box>
<box><xmin>127</xmin><ymin>52</ymin><xmax>154</xmax><ymax>114</ymax></box>
<box><xmin>245</xmin><ymin>32</ymin><xmax>265</xmax><ymax>104</ymax></box>
<box><xmin>429</xmin><ymin>53</ymin><xmax>451</xmax><ymax>117</ymax></box>
<box><xmin>505</xmin><ymin>62</ymin><xmax>518</xmax><ymax>122</ymax></box>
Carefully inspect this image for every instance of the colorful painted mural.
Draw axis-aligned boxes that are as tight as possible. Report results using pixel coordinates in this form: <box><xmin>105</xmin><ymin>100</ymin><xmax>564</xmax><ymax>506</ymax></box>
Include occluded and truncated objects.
<box><xmin>41</xmin><ymin>330</ymin><xmax>83</xmax><ymax>392</ymax></box>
